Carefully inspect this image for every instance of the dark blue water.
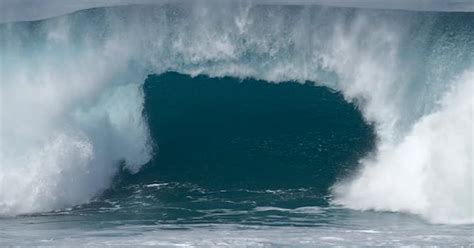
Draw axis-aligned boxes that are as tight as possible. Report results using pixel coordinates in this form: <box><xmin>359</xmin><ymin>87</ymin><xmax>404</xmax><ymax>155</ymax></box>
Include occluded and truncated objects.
<box><xmin>138</xmin><ymin>72</ymin><xmax>373</xmax><ymax>188</ymax></box>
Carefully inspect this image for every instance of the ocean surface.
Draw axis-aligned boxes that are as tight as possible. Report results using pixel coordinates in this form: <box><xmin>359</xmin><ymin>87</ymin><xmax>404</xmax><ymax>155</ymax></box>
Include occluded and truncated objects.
<box><xmin>0</xmin><ymin>2</ymin><xmax>473</xmax><ymax>247</ymax></box>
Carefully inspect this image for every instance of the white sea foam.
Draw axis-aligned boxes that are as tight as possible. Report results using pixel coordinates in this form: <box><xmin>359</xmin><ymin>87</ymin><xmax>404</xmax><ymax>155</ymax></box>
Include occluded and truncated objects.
<box><xmin>333</xmin><ymin>70</ymin><xmax>474</xmax><ymax>224</ymax></box>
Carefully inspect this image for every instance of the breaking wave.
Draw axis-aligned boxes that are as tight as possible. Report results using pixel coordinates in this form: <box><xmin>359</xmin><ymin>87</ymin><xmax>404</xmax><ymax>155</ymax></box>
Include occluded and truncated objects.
<box><xmin>0</xmin><ymin>3</ymin><xmax>472</xmax><ymax>224</ymax></box>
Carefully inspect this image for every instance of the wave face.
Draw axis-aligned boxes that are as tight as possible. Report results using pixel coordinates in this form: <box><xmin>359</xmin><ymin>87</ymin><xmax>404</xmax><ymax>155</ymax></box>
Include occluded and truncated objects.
<box><xmin>135</xmin><ymin>72</ymin><xmax>374</xmax><ymax>190</ymax></box>
<box><xmin>0</xmin><ymin>4</ymin><xmax>472</xmax><ymax>224</ymax></box>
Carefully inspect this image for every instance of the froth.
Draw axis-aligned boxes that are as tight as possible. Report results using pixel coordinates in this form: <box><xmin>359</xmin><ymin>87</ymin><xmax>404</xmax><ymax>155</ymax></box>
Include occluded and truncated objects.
<box><xmin>333</xmin><ymin>70</ymin><xmax>474</xmax><ymax>224</ymax></box>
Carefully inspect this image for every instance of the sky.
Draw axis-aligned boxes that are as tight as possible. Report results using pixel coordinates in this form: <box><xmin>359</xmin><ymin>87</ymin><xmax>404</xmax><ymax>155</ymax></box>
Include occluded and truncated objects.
<box><xmin>1</xmin><ymin>0</ymin><xmax>474</xmax><ymax>23</ymax></box>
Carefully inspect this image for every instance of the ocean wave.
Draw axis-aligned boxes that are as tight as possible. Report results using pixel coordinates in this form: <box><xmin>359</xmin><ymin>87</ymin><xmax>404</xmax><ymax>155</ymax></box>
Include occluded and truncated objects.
<box><xmin>0</xmin><ymin>3</ymin><xmax>472</xmax><ymax>224</ymax></box>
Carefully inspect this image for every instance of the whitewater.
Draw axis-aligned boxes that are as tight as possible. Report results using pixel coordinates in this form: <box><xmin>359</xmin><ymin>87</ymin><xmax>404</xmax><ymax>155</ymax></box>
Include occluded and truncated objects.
<box><xmin>0</xmin><ymin>0</ymin><xmax>473</xmax><ymax>246</ymax></box>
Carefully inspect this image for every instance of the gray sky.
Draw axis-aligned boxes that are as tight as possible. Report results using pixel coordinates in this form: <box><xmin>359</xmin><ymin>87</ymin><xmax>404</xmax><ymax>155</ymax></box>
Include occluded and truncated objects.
<box><xmin>1</xmin><ymin>0</ymin><xmax>473</xmax><ymax>23</ymax></box>
<box><xmin>0</xmin><ymin>0</ymin><xmax>162</xmax><ymax>23</ymax></box>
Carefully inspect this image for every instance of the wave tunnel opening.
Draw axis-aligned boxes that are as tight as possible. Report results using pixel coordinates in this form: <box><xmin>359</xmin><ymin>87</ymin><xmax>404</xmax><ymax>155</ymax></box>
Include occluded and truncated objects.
<box><xmin>113</xmin><ymin>72</ymin><xmax>376</xmax><ymax>195</ymax></box>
